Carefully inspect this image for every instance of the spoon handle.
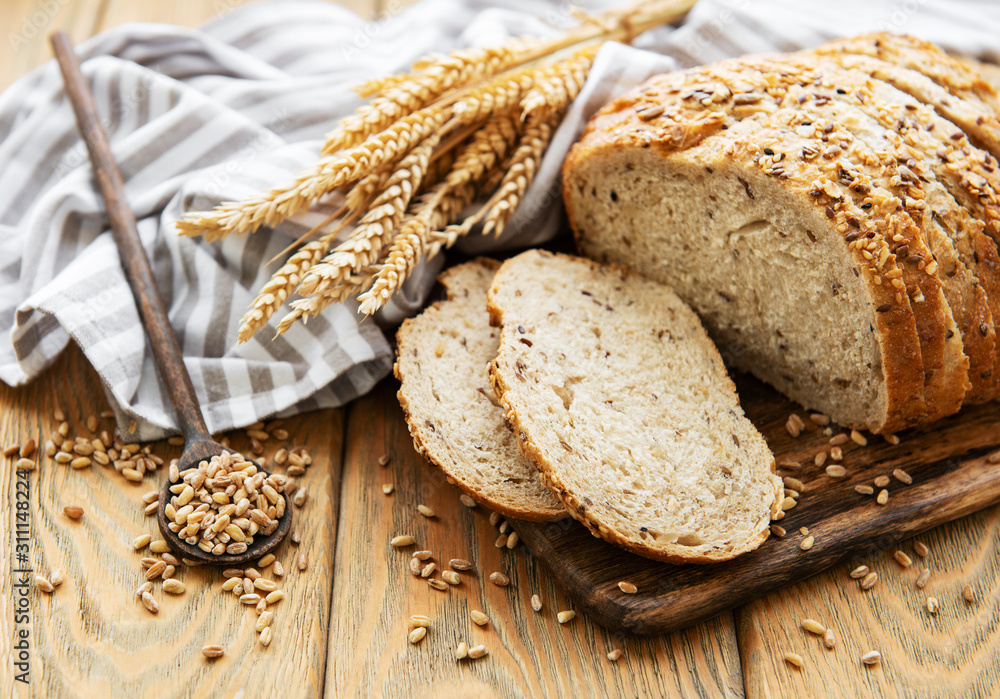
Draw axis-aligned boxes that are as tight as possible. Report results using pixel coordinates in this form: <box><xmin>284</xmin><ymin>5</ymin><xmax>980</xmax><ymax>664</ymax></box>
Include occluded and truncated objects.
<box><xmin>51</xmin><ymin>31</ymin><xmax>212</xmax><ymax>446</ymax></box>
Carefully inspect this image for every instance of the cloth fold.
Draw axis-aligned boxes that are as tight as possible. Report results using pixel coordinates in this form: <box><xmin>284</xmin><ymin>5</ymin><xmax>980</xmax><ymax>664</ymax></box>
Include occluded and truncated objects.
<box><xmin>1</xmin><ymin>0</ymin><xmax>998</xmax><ymax>439</ymax></box>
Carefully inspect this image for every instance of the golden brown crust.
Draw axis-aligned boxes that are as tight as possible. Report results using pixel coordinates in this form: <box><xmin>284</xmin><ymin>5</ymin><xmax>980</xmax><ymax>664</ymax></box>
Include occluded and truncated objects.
<box><xmin>486</xmin><ymin>250</ymin><xmax>782</xmax><ymax>564</ymax></box>
<box><xmin>563</xmin><ymin>62</ymin><xmax>931</xmax><ymax>433</ymax></box>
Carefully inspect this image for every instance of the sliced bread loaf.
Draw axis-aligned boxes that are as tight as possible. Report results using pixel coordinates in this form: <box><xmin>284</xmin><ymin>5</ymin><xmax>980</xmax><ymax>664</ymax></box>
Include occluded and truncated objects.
<box><xmin>487</xmin><ymin>250</ymin><xmax>784</xmax><ymax>563</ymax></box>
<box><xmin>395</xmin><ymin>258</ymin><xmax>565</xmax><ymax>522</ymax></box>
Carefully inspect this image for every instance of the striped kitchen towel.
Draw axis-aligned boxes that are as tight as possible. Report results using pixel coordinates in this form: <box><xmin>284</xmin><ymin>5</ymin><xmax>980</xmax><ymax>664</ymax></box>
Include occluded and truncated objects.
<box><xmin>1</xmin><ymin>0</ymin><xmax>997</xmax><ymax>439</ymax></box>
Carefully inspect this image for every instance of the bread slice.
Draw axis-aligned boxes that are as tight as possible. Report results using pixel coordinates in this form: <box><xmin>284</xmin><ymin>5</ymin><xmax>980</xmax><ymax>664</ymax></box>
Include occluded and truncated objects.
<box><xmin>394</xmin><ymin>258</ymin><xmax>565</xmax><ymax>522</ymax></box>
<box><xmin>564</xmin><ymin>65</ymin><xmax>930</xmax><ymax>433</ymax></box>
<box><xmin>487</xmin><ymin>250</ymin><xmax>784</xmax><ymax>564</ymax></box>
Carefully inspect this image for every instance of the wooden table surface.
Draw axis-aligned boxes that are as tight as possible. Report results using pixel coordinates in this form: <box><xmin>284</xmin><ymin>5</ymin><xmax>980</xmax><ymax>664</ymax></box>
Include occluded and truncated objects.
<box><xmin>2</xmin><ymin>2</ymin><xmax>999</xmax><ymax>697</ymax></box>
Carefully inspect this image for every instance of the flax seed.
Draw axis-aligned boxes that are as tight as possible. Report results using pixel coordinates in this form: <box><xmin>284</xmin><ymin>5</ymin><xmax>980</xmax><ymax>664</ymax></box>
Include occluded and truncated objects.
<box><xmin>459</xmin><ymin>494</ymin><xmax>477</xmax><ymax>508</ymax></box>
<box><xmin>618</xmin><ymin>581</ymin><xmax>638</xmax><ymax>594</ymax></box>
<box><xmin>141</xmin><ymin>591</ymin><xmax>158</xmax><ymax>613</ymax></box>
<box><xmin>850</xmin><ymin>565</ymin><xmax>869</xmax><ymax>579</ymax></box>
<box><xmin>382</xmin><ymin>484</ymin><xmax>394</xmax><ymax>495</ymax></box>
<box><xmin>800</xmin><ymin>535</ymin><xmax>815</xmax><ymax>551</ymax></box>
<box><xmin>456</xmin><ymin>642</ymin><xmax>469</xmax><ymax>659</ymax></box>
<box><xmin>784</xmin><ymin>652</ymin><xmax>804</xmax><ymax>668</ymax></box>
<box><xmin>861</xmin><ymin>572</ymin><xmax>879</xmax><ymax>590</ymax></box>
<box><xmin>557</xmin><ymin>610</ymin><xmax>576</xmax><ymax>624</ymax></box>
<box><xmin>531</xmin><ymin>594</ymin><xmax>543</xmax><ymax>612</ymax></box>
<box><xmin>894</xmin><ymin>551</ymin><xmax>912</xmax><ymax>567</ymax></box>
<box><xmin>874</xmin><ymin>475</ymin><xmax>890</xmax><ymax>488</ymax></box>
<box><xmin>861</xmin><ymin>650</ymin><xmax>881</xmax><ymax>666</ymax></box>
<box><xmin>876</xmin><ymin>489</ymin><xmax>889</xmax><ymax>505</ymax></box>
<box><xmin>391</xmin><ymin>535</ymin><xmax>415</xmax><ymax>547</ymax></box>
<box><xmin>489</xmin><ymin>572</ymin><xmax>509</xmax><ymax>587</ymax></box>
<box><xmin>201</xmin><ymin>645</ymin><xmax>224</xmax><ymax>658</ymax></box>
<box><xmin>471</xmin><ymin>610</ymin><xmax>489</xmax><ymax>626</ymax></box>
<box><xmin>854</xmin><ymin>485</ymin><xmax>874</xmax><ymax>495</ymax></box>
<box><xmin>468</xmin><ymin>644</ymin><xmax>488</xmax><ymax>659</ymax></box>
<box><xmin>825</xmin><ymin>464</ymin><xmax>846</xmax><ymax>478</ymax></box>
<box><xmin>428</xmin><ymin>578</ymin><xmax>448</xmax><ymax>591</ymax></box>
<box><xmin>892</xmin><ymin>468</ymin><xmax>912</xmax><ymax>485</ymax></box>
<box><xmin>449</xmin><ymin>558</ymin><xmax>472</xmax><ymax>571</ymax></box>
<box><xmin>801</xmin><ymin>619</ymin><xmax>825</xmax><ymax>635</ymax></box>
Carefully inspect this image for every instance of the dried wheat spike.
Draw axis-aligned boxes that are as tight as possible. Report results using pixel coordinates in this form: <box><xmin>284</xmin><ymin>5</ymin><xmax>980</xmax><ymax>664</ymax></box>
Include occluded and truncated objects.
<box><xmin>275</xmin><ymin>264</ymin><xmax>381</xmax><ymax>336</ymax></box>
<box><xmin>482</xmin><ymin>118</ymin><xmax>558</xmax><ymax>237</ymax></box>
<box><xmin>329</xmin><ymin>39</ymin><xmax>537</xmax><ymax>155</ymax></box>
<box><xmin>445</xmin><ymin>115</ymin><xmax>521</xmax><ymax>189</ymax></box>
<box><xmin>520</xmin><ymin>44</ymin><xmax>599</xmax><ymax>121</ymax></box>
<box><xmin>178</xmin><ymin>107</ymin><xmax>448</xmax><ymax>241</ymax></box>
<box><xmin>451</xmin><ymin>67</ymin><xmax>536</xmax><ymax>125</ymax></box>
<box><xmin>357</xmin><ymin>181</ymin><xmax>476</xmax><ymax>316</ymax></box>
<box><xmin>298</xmin><ymin>136</ymin><xmax>438</xmax><ymax>298</ymax></box>
<box><xmin>237</xmin><ymin>239</ymin><xmax>331</xmax><ymax>343</ymax></box>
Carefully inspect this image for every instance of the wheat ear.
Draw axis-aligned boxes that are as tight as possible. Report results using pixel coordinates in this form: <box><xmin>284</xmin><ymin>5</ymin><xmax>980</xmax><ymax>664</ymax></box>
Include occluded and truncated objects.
<box><xmin>519</xmin><ymin>44</ymin><xmax>599</xmax><ymax>121</ymax></box>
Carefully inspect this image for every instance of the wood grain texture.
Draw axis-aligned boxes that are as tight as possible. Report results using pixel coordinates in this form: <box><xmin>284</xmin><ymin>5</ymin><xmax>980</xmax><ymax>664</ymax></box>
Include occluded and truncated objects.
<box><xmin>327</xmin><ymin>380</ymin><xmax>745</xmax><ymax>698</ymax></box>
<box><xmin>512</xmin><ymin>372</ymin><xmax>1000</xmax><ymax>636</ymax></box>
<box><xmin>0</xmin><ymin>346</ymin><xmax>343</xmax><ymax>698</ymax></box>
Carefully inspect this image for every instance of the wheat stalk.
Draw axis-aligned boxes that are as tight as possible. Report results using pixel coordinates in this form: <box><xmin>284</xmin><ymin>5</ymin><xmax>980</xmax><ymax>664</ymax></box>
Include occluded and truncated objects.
<box><xmin>520</xmin><ymin>44</ymin><xmax>598</xmax><ymax>121</ymax></box>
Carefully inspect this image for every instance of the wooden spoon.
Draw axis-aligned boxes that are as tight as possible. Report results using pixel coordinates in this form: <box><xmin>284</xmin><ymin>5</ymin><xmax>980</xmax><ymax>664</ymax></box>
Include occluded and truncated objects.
<box><xmin>50</xmin><ymin>31</ymin><xmax>291</xmax><ymax>566</ymax></box>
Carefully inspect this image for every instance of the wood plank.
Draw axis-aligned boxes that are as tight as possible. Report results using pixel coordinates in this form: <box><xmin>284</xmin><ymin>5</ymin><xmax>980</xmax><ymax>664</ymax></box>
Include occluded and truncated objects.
<box><xmin>327</xmin><ymin>379</ymin><xmax>745</xmax><ymax>698</ymax></box>
<box><xmin>737</xmin><ymin>505</ymin><xmax>1000</xmax><ymax>696</ymax></box>
<box><xmin>0</xmin><ymin>346</ymin><xmax>344</xmax><ymax>697</ymax></box>
<box><xmin>512</xmin><ymin>370</ymin><xmax>1000</xmax><ymax>635</ymax></box>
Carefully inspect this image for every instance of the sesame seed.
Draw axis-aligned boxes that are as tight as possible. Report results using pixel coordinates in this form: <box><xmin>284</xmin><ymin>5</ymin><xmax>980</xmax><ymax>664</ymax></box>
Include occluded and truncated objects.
<box><xmin>914</xmin><ymin>541</ymin><xmax>929</xmax><ymax>558</ymax></box>
<box><xmin>784</xmin><ymin>652</ymin><xmax>804</xmax><ymax>668</ymax></box>
<box><xmin>876</xmin><ymin>489</ymin><xmax>889</xmax><ymax>505</ymax></box>
<box><xmin>854</xmin><ymin>485</ymin><xmax>874</xmax><ymax>495</ymax></box>
<box><xmin>618</xmin><ymin>581</ymin><xmax>638</xmax><ymax>594</ymax></box>
<box><xmin>963</xmin><ymin>585</ymin><xmax>974</xmax><ymax>603</ymax></box>
<box><xmin>607</xmin><ymin>649</ymin><xmax>623</xmax><ymax>661</ymax></box>
<box><xmin>892</xmin><ymin>468</ymin><xmax>912</xmax><ymax>485</ymax></box>
<box><xmin>874</xmin><ymin>475</ymin><xmax>890</xmax><ymax>488</ymax></box>
<box><xmin>926</xmin><ymin>597</ymin><xmax>939</xmax><ymax>614</ymax></box>
<box><xmin>894</xmin><ymin>551</ymin><xmax>912</xmax><ymax>567</ymax></box>
<box><xmin>801</xmin><ymin>618</ymin><xmax>825</xmax><ymax>635</ymax></box>
<box><xmin>860</xmin><ymin>650</ymin><xmax>881</xmax><ymax>666</ymax></box>
<box><xmin>770</xmin><ymin>525</ymin><xmax>786</xmax><ymax>538</ymax></box>
<box><xmin>557</xmin><ymin>610</ymin><xmax>576</xmax><ymax>624</ymax></box>
<box><xmin>391</xmin><ymin>535</ymin><xmax>415</xmax><ymax>547</ymax></box>
<box><xmin>825</xmin><ymin>464</ymin><xmax>847</xmax><ymax>478</ymax></box>
<box><xmin>861</xmin><ymin>572</ymin><xmax>879</xmax><ymax>590</ymax></box>
<box><xmin>800</xmin><ymin>535</ymin><xmax>815</xmax><ymax>551</ymax></box>
<box><xmin>916</xmin><ymin>568</ymin><xmax>931</xmax><ymax>589</ymax></box>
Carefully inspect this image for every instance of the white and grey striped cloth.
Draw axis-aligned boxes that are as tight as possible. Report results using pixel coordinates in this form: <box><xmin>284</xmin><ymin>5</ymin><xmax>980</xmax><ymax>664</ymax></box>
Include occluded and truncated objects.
<box><xmin>1</xmin><ymin>0</ymin><xmax>998</xmax><ymax>439</ymax></box>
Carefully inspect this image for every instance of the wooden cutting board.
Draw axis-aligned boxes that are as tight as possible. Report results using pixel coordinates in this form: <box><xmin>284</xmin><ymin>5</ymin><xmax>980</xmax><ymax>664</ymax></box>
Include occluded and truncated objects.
<box><xmin>510</xmin><ymin>372</ymin><xmax>1000</xmax><ymax>635</ymax></box>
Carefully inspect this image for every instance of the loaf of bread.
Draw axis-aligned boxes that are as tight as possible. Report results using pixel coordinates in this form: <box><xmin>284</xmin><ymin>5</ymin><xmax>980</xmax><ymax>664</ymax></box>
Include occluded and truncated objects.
<box><xmin>395</xmin><ymin>258</ymin><xmax>565</xmax><ymax>522</ymax></box>
<box><xmin>563</xmin><ymin>32</ymin><xmax>1000</xmax><ymax>434</ymax></box>
<box><xmin>488</xmin><ymin>250</ymin><xmax>783</xmax><ymax>563</ymax></box>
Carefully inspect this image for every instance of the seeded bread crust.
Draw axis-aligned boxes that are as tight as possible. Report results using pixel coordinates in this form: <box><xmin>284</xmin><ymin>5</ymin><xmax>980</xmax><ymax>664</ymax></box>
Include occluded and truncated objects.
<box><xmin>564</xmin><ymin>63</ymin><xmax>929</xmax><ymax>433</ymax></box>
<box><xmin>486</xmin><ymin>250</ymin><xmax>784</xmax><ymax>564</ymax></box>
<box><xmin>641</xmin><ymin>57</ymin><xmax>969</xmax><ymax>420</ymax></box>
<box><xmin>394</xmin><ymin>258</ymin><xmax>565</xmax><ymax>522</ymax></box>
